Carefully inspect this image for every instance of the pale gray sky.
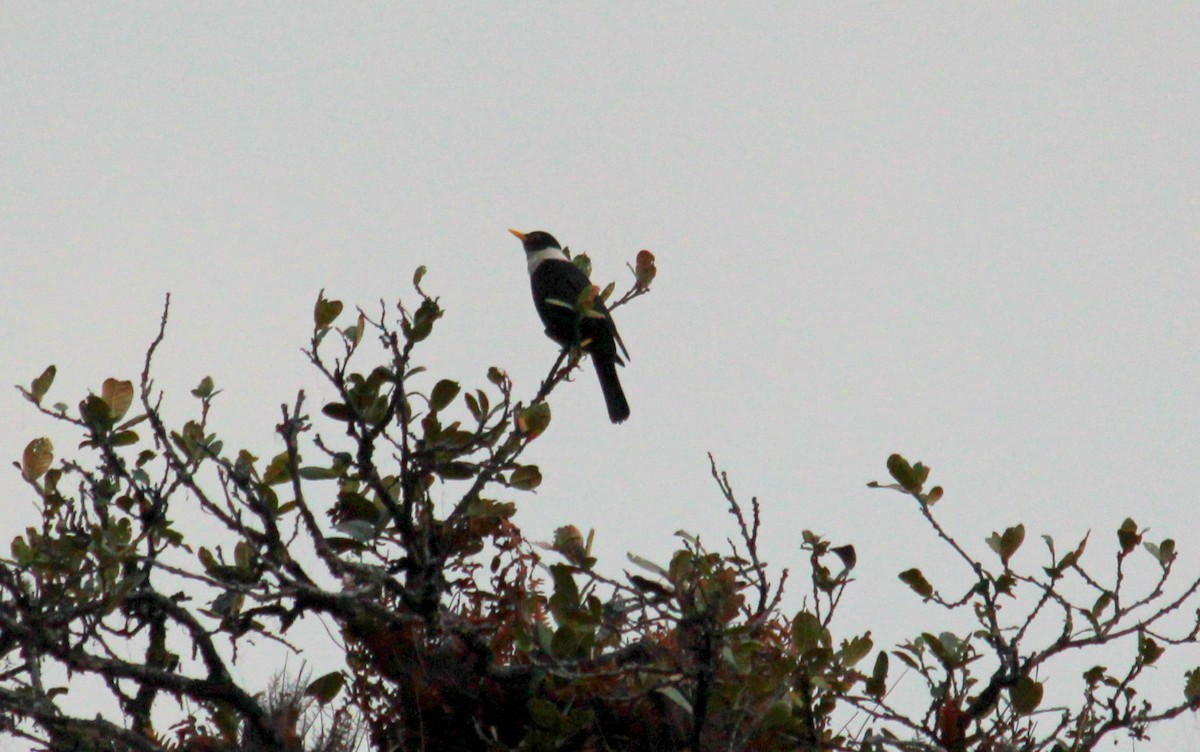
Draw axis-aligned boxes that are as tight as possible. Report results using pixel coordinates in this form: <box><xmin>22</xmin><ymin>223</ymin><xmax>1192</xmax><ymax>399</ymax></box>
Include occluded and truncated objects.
<box><xmin>3</xmin><ymin>5</ymin><xmax>1199</xmax><ymax>748</ymax></box>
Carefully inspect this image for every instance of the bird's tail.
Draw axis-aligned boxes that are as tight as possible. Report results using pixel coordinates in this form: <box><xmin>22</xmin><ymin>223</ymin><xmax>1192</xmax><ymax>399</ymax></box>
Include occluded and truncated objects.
<box><xmin>593</xmin><ymin>355</ymin><xmax>630</xmax><ymax>424</ymax></box>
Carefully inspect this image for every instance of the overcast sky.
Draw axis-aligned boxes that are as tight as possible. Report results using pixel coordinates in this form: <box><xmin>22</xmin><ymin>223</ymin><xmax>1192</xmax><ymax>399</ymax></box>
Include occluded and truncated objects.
<box><xmin>3</xmin><ymin>5</ymin><xmax>1199</xmax><ymax>748</ymax></box>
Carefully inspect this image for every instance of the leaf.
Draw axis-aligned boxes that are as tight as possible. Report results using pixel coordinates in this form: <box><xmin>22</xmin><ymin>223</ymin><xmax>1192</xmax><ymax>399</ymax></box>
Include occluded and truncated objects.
<box><xmin>656</xmin><ymin>686</ymin><xmax>692</xmax><ymax>714</ymax></box>
<box><xmin>29</xmin><ymin>365</ymin><xmax>56</xmax><ymax>404</ymax></box>
<box><xmin>866</xmin><ymin>651</ymin><xmax>889</xmax><ymax>698</ymax></box>
<box><xmin>572</xmin><ymin>253</ymin><xmax>592</xmax><ymax>278</ymax></box>
<box><xmin>575</xmin><ymin>284</ymin><xmax>600</xmax><ymax>313</ymax></box>
<box><xmin>924</xmin><ymin>486</ymin><xmax>944</xmax><ymax>504</ymax></box>
<box><xmin>1138</xmin><ymin>632</ymin><xmax>1164</xmax><ymax>665</ymax></box>
<box><xmin>886</xmin><ymin>454</ymin><xmax>921</xmax><ymax>493</ymax></box>
<box><xmin>262</xmin><ymin>451</ymin><xmax>292</xmax><ymax>486</ymax></box>
<box><xmin>831</xmin><ymin>544</ymin><xmax>857</xmax><ymax>570</ymax></box>
<box><xmin>1009</xmin><ymin>676</ymin><xmax>1043</xmax><ymax>715</ymax></box>
<box><xmin>101</xmin><ymin>378</ymin><xmax>135</xmax><ymax>421</ymax></box>
<box><xmin>987</xmin><ymin>524</ymin><xmax>1025</xmax><ymax>566</ymax></box>
<box><xmin>429</xmin><ymin>380</ymin><xmax>460</xmax><ymax>412</ymax></box>
<box><xmin>349</xmin><ymin>311</ymin><xmax>367</xmax><ymax>347</ymax></box>
<box><xmin>117</xmin><ymin>413</ymin><xmax>149</xmax><ymax>432</ymax></box>
<box><xmin>839</xmin><ymin>633</ymin><xmax>874</xmax><ymax>667</ymax></box>
<box><xmin>1117</xmin><ymin>518</ymin><xmax>1141</xmax><ymax>554</ymax></box>
<box><xmin>791</xmin><ymin>610</ymin><xmax>824</xmax><ymax>652</ymax></box>
<box><xmin>314</xmin><ymin>293</ymin><xmax>343</xmax><ymax>328</ymax></box>
<box><xmin>402</xmin><ymin>298</ymin><xmax>442</xmax><ymax>342</ymax></box>
<box><xmin>1143</xmin><ymin>538</ymin><xmax>1176</xmax><ymax>568</ymax></box>
<box><xmin>464</xmin><ymin>391</ymin><xmax>482</xmax><ymax>422</ymax></box>
<box><xmin>412</xmin><ymin>265</ymin><xmax>427</xmax><ymax>288</ymax></box>
<box><xmin>1046</xmin><ymin>532</ymin><xmax>1089</xmax><ymax>579</ymax></box>
<box><xmin>1185</xmin><ymin>668</ymin><xmax>1200</xmax><ymax>703</ymax></box>
<box><xmin>508</xmin><ymin>464</ymin><xmax>542</xmax><ymax>491</ymax></box>
<box><xmin>1082</xmin><ymin>665</ymin><xmax>1107</xmax><ymax>685</ymax></box>
<box><xmin>1157</xmin><ymin>538</ymin><xmax>1176</xmax><ymax>566</ymax></box>
<box><xmin>435</xmin><ymin>462</ymin><xmax>475</xmax><ymax>480</ymax></box>
<box><xmin>554</xmin><ymin>526</ymin><xmax>588</xmax><ymax>565</ymax></box>
<box><xmin>191</xmin><ymin>376</ymin><xmax>215</xmax><ymax>399</ymax></box>
<box><xmin>22</xmin><ymin>438</ymin><xmax>54</xmax><ymax>481</ymax></box>
<box><xmin>299</xmin><ymin>465</ymin><xmax>342</xmax><ymax>480</ymax></box>
<box><xmin>921</xmin><ymin>633</ymin><xmax>953</xmax><ymax>667</ymax></box>
<box><xmin>334</xmin><ymin>520</ymin><xmax>376</xmax><ymax>542</ymax></box>
<box><xmin>626</xmin><ymin>553</ymin><xmax>668</xmax><ymax>579</ymax></box>
<box><xmin>634</xmin><ymin>249</ymin><xmax>657</xmax><ymax>289</ymax></box>
<box><xmin>305</xmin><ymin>671</ymin><xmax>345</xmax><ymax>705</ymax></box>
<box><xmin>627</xmin><ymin>574</ymin><xmax>673</xmax><ymax>598</ymax></box>
<box><xmin>322</xmin><ymin>402</ymin><xmax>355</xmax><ymax>422</ymax></box>
<box><xmin>517</xmin><ymin>403</ymin><xmax>551</xmax><ymax>439</ymax></box>
<box><xmin>487</xmin><ymin>367</ymin><xmax>507</xmax><ymax>386</ymax></box>
<box><xmin>899</xmin><ymin>568</ymin><xmax>934</xmax><ymax>599</ymax></box>
<box><xmin>111</xmin><ymin>430</ymin><xmax>139</xmax><ymax>447</ymax></box>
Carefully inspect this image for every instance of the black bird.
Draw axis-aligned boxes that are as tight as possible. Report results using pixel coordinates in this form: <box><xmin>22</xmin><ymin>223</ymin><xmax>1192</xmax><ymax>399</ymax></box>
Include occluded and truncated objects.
<box><xmin>509</xmin><ymin>229</ymin><xmax>631</xmax><ymax>423</ymax></box>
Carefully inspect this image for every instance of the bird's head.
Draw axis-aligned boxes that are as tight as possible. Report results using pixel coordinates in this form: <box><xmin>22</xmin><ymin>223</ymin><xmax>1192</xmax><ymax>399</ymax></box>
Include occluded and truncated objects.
<box><xmin>509</xmin><ymin>229</ymin><xmax>561</xmax><ymax>254</ymax></box>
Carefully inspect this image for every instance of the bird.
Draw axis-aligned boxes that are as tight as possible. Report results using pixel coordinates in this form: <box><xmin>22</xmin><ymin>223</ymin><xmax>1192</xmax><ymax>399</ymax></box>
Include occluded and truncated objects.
<box><xmin>509</xmin><ymin>229</ymin><xmax>630</xmax><ymax>423</ymax></box>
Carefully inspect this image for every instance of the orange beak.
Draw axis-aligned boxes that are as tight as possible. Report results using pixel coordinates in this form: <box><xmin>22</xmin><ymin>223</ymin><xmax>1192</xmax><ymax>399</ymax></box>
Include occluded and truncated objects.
<box><xmin>508</xmin><ymin>229</ymin><xmax>527</xmax><ymax>240</ymax></box>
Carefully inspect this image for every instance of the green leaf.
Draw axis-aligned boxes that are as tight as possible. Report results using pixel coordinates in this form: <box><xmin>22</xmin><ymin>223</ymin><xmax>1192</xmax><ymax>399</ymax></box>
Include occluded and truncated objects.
<box><xmin>22</xmin><ymin>438</ymin><xmax>54</xmax><ymax>482</ymax></box>
<box><xmin>508</xmin><ymin>464</ymin><xmax>542</xmax><ymax>490</ymax></box>
<box><xmin>886</xmin><ymin>454</ymin><xmax>923</xmax><ymax>493</ymax></box>
<box><xmin>412</xmin><ymin>265</ymin><xmax>427</xmax><ymax>288</ymax></box>
<box><xmin>572</xmin><ymin>253</ymin><xmax>592</xmax><ymax>278</ymax></box>
<box><xmin>987</xmin><ymin>523</ymin><xmax>1025</xmax><ymax>566</ymax></box>
<box><xmin>298</xmin><ymin>465</ymin><xmax>343</xmax><ymax>480</ymax></box>
<box><xmin>402</xmin><ymin>298</ymin><xmax>442</xmax><ymax>342</ymax></box>
<box><xmin>1117</xmin><ymin>518</ymin><xmax>1141</xmax><ymax>554</ymax></box>
<box><xmin>1146</xmin><ymin>538</ymin><xmax>1176</xmax><ymax>568</ymax></box>
<box><xmin>1184</xmin><ymin>668</ymin><xmax>1200</xmax><ymax>704</ymax></box>
<box><xmin>334</xmin><ymin>520</ymin><xmax>376</xmax><ymax>542</ymax></box>
<box><xmin>191</xmin><ymin>376</ymin><xmax>215</xmax><ymax>399</ymax></box>
<box><xmin>553</xmin><ymin>526</ymin><xmax>589</xmax><ymax>566</ymax></box>
<box><xmin>866</xmin><ymin>651</ymin><xmax>889</xmax><ymax>698</ymax></box>
<box><xmin>79</xmin><ymin>394</ymin><xmax>112</xmax><ymax>428</ymax></box>
<box><xmin>1046</xmin><ymin>533</ymin><xmax>1089</xmax><ymax>579</ymax></box>
<box><xmin>198</xmin><ymin>547</ymin><xmax>217</xmax><ymax>572</ymax></box>
<box><xmin>839</xmin><ymin>633</ymin><xmax>873</xmax><ymax>667</ymax></box>
<box><xmin>464</xmin><ymin>391</ymin><xmax>482</xmax><ymax>422</ymax></box>
<box><xmin>111</xmin><ymin>430</ymin><xmax>139</xmax><ymax>447</ymax></box>
<box><xmin>898</xmin><ymin>568</ymin><xmax>933</xmax><ymax>599</ymax></box>
<box><xmin>322</xmin><ymin>402</ymin><xmax>355</xmax><ymax>422</ymax></box>
<box><xmin>304</xmin><ymin>671</ymin><xmax>345</xmax><ymax>705</ymax></box>
<box><xmin>627</xmin><ymin>552</ymin><xmax>668</xmax><ymax>579</ymax></box>
<box><xmin>435</xmin><ymin>461</ymin><xmax>475</xmax><ymax>480</ymax></box>
<box><xmin>517</xmin><ymin>402</ymin><xmax>551</xmax><ymax>439</ymax></box>
<box><xmin>262</xmin><ymin>451</ymin><xmax>292</xmax><ymax>486</ymax></box>
<box><xmin>314</xmin><ymin>293</ymin><xmax>344</xmax><ymax>328</ymax></box>
<box><xmin>921</xmin><ymin>633</ymin><xmax>953</xmax><ymax>667</ymax></box>
<box><xmin>1138</xmin><ymin>632</ymin><xmax>1164</xmax><ymax>665</ymax></box>
<box><xmin>656</xmin><ymin>686</ymin><xmax>692</xmax><ymax>714</ymax></box>
<box><xmin>1009</xmin><ymin>676</ymin><xmax>1043</xmax><ymax>715</ymax></box>
<box><xmin>1089</xmin><ymin>592</ymin><xmax>1113</xmax><ymax>621</ymax></box>
<box><xmin>429</xmin><ymin>379</ymin><xmax>460</xmax><ymax>412</ymax></box>
<box><xmin>487</xmin><ymin>367</ymin><xmax>507</xmax><ymax>386</ymax></box>
<box><xmin>791</xmin><ymin>610</ymin><xmax>824</xmax><ymax>652</ymax></box>
<box><xmin>831</xmin><ymin>544</ymin><xmax>857</xmax><ymax>570</ymax></box>
<box><xmin>29</xmin><ymin>365</ymin><xmax>56</xmax><ymax>404</ymax></box>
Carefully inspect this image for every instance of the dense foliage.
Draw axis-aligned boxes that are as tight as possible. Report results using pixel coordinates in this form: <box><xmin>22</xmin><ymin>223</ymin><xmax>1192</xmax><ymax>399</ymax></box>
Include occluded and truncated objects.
<box><xmin>3</xmin><ymin>253</ymin><xmax>1199</xmax><ymax>751</ymax></box>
